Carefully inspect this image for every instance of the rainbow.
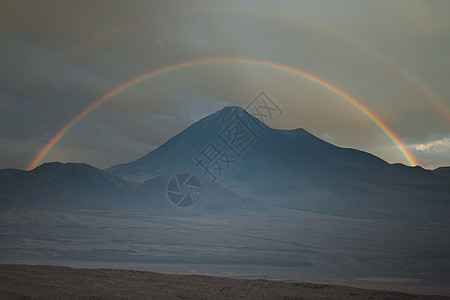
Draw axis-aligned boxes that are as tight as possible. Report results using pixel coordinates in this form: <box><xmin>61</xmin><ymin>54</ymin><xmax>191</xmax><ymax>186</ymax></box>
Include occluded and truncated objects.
<box><xmin>77</xmin><ymin>9</ymin><xmax>450</xmax><ymax>122</ymax></box>
<box><xmin>13</xmin><ymin>9</ymin><xmax>449</xmax><ymax>123</ymax></box>
<box><xmin>269</xmin><ymin>12</ymin><xmax>450</xmax><ymax>123</ymax></box>
<box><xmin>26</xmin><ymin>57</ymin><xmax>419</xmax><ymax>170</ymax></box>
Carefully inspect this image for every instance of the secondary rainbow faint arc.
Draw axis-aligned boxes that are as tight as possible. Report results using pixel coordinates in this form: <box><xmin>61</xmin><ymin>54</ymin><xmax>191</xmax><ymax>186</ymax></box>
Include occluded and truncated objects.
<box><xmin>26</xmin><ymin>57</ymin><xmax>419</xmax><ymax>170</ymax></box>
<box><xmin>80</xmin><ymin>10</ymin><xmax>450</xmax><ymax>122</ymax></box>
<box><xmin>14</xmin><ymin>9</ymin><xmax>448</xmax><ymax>123</ymax></box>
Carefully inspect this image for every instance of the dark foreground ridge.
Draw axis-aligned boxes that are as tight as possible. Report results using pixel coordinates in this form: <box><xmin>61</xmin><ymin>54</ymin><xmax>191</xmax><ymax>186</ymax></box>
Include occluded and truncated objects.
<box><xmin>0</xmin><ymin>264</ymin><xmax>447</xmax><ymax>300</ymax></box>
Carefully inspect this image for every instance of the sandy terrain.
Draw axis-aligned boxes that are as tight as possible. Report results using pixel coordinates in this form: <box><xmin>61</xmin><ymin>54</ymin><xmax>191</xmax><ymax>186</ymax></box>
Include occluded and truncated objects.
<box><xmin>0</xmin><ymin>264</ymin><xmax>448</xmax><ymax>300</ymax></box>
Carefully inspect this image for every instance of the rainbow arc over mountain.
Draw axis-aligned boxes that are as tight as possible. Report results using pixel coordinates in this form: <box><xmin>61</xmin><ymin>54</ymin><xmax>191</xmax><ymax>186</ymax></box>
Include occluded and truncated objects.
<box><xmin>27</xmin><ymin>57</ymin><xmax>419</xmax><ymax>170</ymax></box>
<box><xmin>19</xmin><ymin>9</ymin><xmax>448</xmax><ymax>122</ymax></box>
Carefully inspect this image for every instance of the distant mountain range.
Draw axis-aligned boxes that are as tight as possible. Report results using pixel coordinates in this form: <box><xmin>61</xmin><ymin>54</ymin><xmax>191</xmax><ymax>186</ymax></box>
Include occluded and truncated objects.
<box><xmin>108</xmin><ymin>106</ymin><xmax>449</xmax><ymax>186</ymax></box>
<box><xmin>0</xmin><ymin>164</ymin><xmax>259</xmax><ymax>213</ymax></box>
<box><xmin>1</xmin><ymin>106</ymin><xmax>449</xmax><ymax>289</ymax></box>
<box><xmin>106</xmin><ymin>106</ymin><xmax>450</xmax><ymax>222</ymax></box>
<box><xmin>1</xmin><ymin>106</ymin><xmax>449</xmax><ymax>222</ymax></box>
<box><xmin>0</xmin><ymin>162</ymin><xmax>138</xmax><ymax>209</ymax></box>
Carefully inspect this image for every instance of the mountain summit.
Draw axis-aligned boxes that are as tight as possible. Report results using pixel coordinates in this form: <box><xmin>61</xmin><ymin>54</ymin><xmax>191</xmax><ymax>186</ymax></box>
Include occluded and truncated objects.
<box><xmin>107</xmin><ymin>106</ymin><xmax>272</xmax><ymax>184</ymax></box>
<box><xmin>107</xmin><ymin>105</ymin><xmax>327</xmax><ymax>187</ymax></box>
<box><xmin>106</xmin><ymin>106</ymin><xmax>449</xmax><ymax>209</ymax></box>
<box><xmin>0</xmin><ymin>106</ymin><xmax>448</xmax><ymax>220</ymax></box>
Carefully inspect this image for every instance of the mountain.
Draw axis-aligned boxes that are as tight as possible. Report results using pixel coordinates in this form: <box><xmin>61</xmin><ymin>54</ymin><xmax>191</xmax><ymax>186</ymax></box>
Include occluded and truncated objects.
<box><xmin>433</xmin><ymin>166</ymin><xmax>450</xmax><ymax>180</ymax></box>
<box><xmin>107</xmin><ymin>106</ymin><xmax>338</xmax><ymax>193</ymax></box>
<box><xmin>107</xmin><ymin>106</ymin><xmax>449</xmax><ymax>192</ymax></box>
<box><xmin>0</xmin><ymin>168</ymin><xmax>24</xmax><ymax>175</ymax></box>
<box><xmin>0</xmin><ymin>108</ymin><xmax>449</xmax><ymax>287</ymax></box>
<box><xmin>131</xmin><ymin>172</ymin><xmax>262</xmax><ymax>212</ymax></box>
<box><xmin>0</xmin><ymin>161</ymin><xmax>263</xmax><ymax>212</ymax></box>
<box><xmin>1</xmin><ymin>106</ymin><xmax>448</xmax><ymax>220</ymax></box>
<box><xmin>107</xmin><ymin>106</ymin><xmax>450</xmax><ymax>222</ymax></box>
<box><xmin>0</xmin><ymin>162</ymin><xmax>139</xmax><ymax>209</ymax></box>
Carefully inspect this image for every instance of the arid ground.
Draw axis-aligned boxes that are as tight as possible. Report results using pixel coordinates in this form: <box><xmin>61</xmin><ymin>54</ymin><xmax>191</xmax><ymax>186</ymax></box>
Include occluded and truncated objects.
<box><xmin>1</xmin><ymin>264</ymin><xmax>449</xmax><ymax>299</ymax></box>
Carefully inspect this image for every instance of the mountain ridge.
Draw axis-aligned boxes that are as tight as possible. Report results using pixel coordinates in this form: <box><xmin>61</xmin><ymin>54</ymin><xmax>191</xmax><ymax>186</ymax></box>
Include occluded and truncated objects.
<box><xmin>0</xmin><ymin>162</ymin><xmax>139</xmax><ymax>209</ymax></box>
<box><xmin>103</xmin><ymin>105</ymin><xmax>450</xmax><ymax>222</ymax></box>
<box><xmin>0</xmin><ymin>160</ymin><xmax>262</xmax><ymax>212</ymax></box>
<box><xmin>106</xmin><ymin>106</ymin><xmax>449</xmax><ymax>188</ymax></box>
<box><xmin>1</xmin><ymin>106</ymin><xmax>449</xmax><ymax>221</ymax></box>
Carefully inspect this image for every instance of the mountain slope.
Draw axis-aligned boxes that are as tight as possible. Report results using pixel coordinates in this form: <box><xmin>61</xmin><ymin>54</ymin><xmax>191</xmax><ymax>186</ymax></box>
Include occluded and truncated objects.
<box><xmin>0</xmin><ymin>162</ymin><xmax>139</xmax><ymax>209</ymax></box>
<box><xmin>0</xmin><ymin>168</ymin><xmax>24</xmax><ymax>175</ymax></box>
<box><xmin>106</xmin><ymin>106</ymin><xmax>450</xmax><ymax>222</ymax></box>
<box><xmin>107</xmin><ymin>106</ymin><xmax>343</xmax><ymax>194</ymax></box>
<box><xmin>107</xmin><ymin>106</ymin><xmax>449</xmax><ymax>192</ymax></box>
<box><xmin>0</xmin><ymin>162</ymin><xmax>263</xmax><ymax>212</ymax></box>
<box><xmin>131</xmin><ymin>172</ymin><xmax>263</xmax><ymax>212</ymax></box>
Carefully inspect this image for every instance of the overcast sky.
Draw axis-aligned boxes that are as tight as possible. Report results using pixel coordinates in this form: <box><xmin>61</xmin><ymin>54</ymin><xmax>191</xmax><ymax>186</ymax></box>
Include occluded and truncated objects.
<box><xmin>1</xmin><ymin>0</ymin><xmax>449</xmax><ymax>170</ymax></box>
